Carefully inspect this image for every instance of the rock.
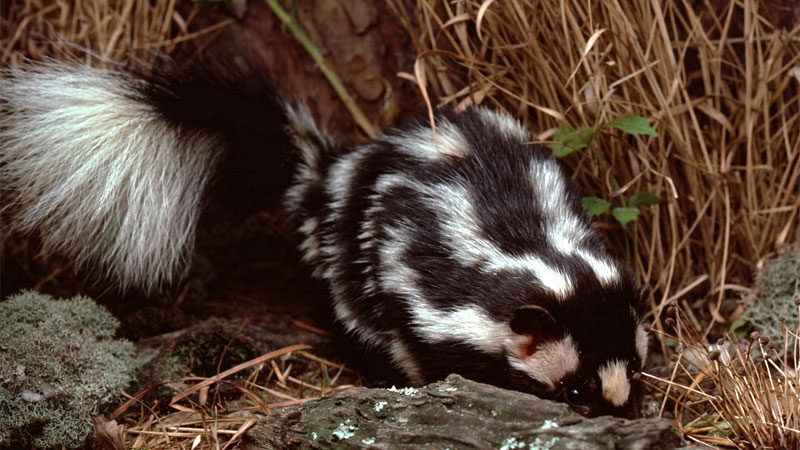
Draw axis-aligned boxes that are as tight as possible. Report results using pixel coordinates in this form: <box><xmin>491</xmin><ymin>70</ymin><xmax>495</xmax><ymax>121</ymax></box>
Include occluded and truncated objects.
<box><xmin>245</xmin><ymin>374</ymin><xmax>688</xmax><ymax>450</ymax></box>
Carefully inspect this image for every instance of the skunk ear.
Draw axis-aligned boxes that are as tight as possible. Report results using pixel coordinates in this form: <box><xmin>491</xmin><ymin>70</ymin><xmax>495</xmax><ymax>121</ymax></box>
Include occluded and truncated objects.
<box><xmin>635</xmin><ymin>285</ymin><xmax>652</xmax><ymax>318</ymax></box>
<box><xmin>510</xmin><ymin>305</ymin><xmax>559</xmax><ymax>341</ymax></box>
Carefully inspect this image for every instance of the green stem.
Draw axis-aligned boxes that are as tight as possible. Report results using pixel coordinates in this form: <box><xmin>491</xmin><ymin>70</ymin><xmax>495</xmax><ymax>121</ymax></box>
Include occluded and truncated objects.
<box><xmin>624</xmin><ymin>228</ymin><xmax>632</xmax><ymax>268</ymax></box>
<box><xmin>264</xmin><ymin>0</ymin><xmax>377</xmax><ymax>138</ymax></box>
<box><xmin>589</xmin><ymin>132</ymin><xmax>635</xmax><ymax>267</ymax></box>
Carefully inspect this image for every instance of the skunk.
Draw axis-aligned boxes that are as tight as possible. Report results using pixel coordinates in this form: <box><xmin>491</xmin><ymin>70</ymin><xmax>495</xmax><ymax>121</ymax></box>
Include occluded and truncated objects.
<box><xmin>0</xmin><ymin>61</ymin><xmax>649</xmax><ymax>418</ymax></box>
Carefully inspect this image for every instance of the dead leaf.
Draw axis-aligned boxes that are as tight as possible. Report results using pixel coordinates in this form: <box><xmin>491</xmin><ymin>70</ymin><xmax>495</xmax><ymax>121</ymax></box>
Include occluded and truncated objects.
<box><xmin>91</xmin><ymin>414</ymin><xmax>126</xmax><ymax>450</ymax></box>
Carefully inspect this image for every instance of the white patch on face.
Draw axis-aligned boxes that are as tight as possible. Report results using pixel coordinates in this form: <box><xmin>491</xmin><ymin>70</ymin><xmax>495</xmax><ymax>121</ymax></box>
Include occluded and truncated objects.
<box><xmin>374</xmin><ymin>174</ymin><xmax>574</xmax><ymax>299</ymax></box>
<box><xmin>474</xmin><ymin>106</ymin><xmax>530</xmax><ymax>141</ymax></box>
<box><xmin>388</xmin><ymin>338</ymin><xmax>424</xmax><ymax>385</ymax></box>
<box><xmin>506</xmin><ymin>334</ymin><xmax>580</xmax><ymax>389</ymax></box>
<box><xmin>635</xmin><ymin>325</ymin><xmax>649</xmax><ymax>368</ymax></box>
<box><xmin>386</xmin><ymin>119</ymin><xmax>471</xmax><ymax>159</ymax></box>
<box><xmin>598</xmin><ymin>359</ymin><xmax>631</xmax><ymax>407</ymax></box>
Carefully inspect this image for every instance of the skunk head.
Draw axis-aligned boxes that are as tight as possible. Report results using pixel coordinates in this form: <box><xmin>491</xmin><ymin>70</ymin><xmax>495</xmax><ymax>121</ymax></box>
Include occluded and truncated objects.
<box><xmin>506</xmin><ymin>277</ymin><xmax>650</xmax><ymax>418</ymax></box>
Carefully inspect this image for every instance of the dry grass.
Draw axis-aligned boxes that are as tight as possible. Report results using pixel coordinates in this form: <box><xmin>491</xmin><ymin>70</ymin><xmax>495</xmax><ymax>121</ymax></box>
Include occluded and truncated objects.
<box><xmin>102</xmin><ymin>344</ymin><xmax>359</xmax><ymax>450</ymax></box>
<box><xmin>1</xmin><ymin>0</ymin><xmax>233</xmax><ymax>68</ymax></box>
<box><xmin>389</xmin><ymin>0</ymin><xmax>800</xmax><ymax>328</ymax></box>
<box><xmin>2</xmin><ymin>3</ymin><xmax>355</xmax><ymax>450</ymax></box>
<box><xmin>389</xmin><ymin>1</ymin><xmax>799</xmax><ymax>446</ymax></box>
<box><xmin>644</xmin><ymin>302</ymin><xmax>799</xmax><ymax>448</ymax></box>
<box><xmin>3</xmin><ymin>0</ymin><xmax>800</xmax><ymax>447</ymax></box>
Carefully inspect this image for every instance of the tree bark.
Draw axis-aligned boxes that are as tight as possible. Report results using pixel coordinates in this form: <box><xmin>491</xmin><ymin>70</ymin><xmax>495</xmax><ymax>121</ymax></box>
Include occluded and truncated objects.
<box><xmin>245</xmin><ymin>374</ymin><xmax>689</xmax><ymax>450</ymax></box>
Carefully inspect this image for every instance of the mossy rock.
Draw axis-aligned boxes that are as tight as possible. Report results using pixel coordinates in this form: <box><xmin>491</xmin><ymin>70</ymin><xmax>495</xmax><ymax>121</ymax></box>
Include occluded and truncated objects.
<box><xmin>0</xmin><ymin>291</ymin><xmax>135</xmax><ymax>449</ymax></box>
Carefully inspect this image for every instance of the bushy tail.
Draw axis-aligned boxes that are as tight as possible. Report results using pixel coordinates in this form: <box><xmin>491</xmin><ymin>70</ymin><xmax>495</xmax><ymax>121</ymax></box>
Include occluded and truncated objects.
<box><xmin>0</xmin><ymin>60</ymin><xmax>292</xmax><ymax>292</ymax></box>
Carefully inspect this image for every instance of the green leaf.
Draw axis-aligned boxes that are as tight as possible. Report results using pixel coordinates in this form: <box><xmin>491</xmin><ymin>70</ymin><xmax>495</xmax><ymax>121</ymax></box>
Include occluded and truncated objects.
<box><xmin>689</xmin><ymin>413</ymin><xmax>720</xmax><ymax>428</ymax></box>
<box><xmin>711</xmin><ymin>421</ymin><xmax>735</xmax><ymax>437</ymax></box>
<box><xmin>661</xmin><ymin>336</ymin><xmax>678</xmax><ymax>349</ymax></box>
<box><xmin>321</xmin><ymin>364</ymin><xmax>332</xmax><ymax>385</ymax></box>
<box><xmin>612</xmin><ymin>207</ymin><xmax>641</xmax><ymax>228</ymax></box>
<box><xmin>550</xmin><ymin>125</ymin><xmax>594</xmax><ymax>157</ymax></box>
<box><xmin>582</xmin><ymin>196</ymin><xmax>611</xmax><ymax>216</ymax></box>
<box><xmin>605</xmin><ymin>114</ymin><xmax>658</xmax><ymax>137</ymax></box>
<box><xmin>550</xmin><ymin>125</ymin><xmax>572</xmax><ymax>157</ymax></box>
<box><xmin>729</xmin><ymin>318</ymin><xmax>753</xmax><ymax>340</ymax></box>
<box><xmin>628</xmin><ymin>191</ymin><xmax>662</xmax><ymax>207</ymax></box>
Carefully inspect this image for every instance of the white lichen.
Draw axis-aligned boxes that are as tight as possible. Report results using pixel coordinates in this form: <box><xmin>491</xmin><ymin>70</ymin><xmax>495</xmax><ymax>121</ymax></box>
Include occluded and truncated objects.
<box><xmin>499</xmin><ymin>436</ymin><xmax>526</xmax><ymax>450</ymax></box>
<box><xmin>540</xmin><ymin>420</ymin><xmax>558</xmax><ymax>430</ymax></box>
<box><xmin>332</xmin><ymin>422</ymin><xmax>357</xmax><ymax>440</ymax></box>
<box><xmin>388</xmin><ymin>386</ymin><xmax>419</xmax><ymax>396</ymax></box>
<box><xmin>362</xmin><ymin>437</ymin><xmax>376</xmax><ymax>444</ymax></box>
<box><xmin>374</xmin><ymin>401</ymin><xmax>388</xmax><ymax>411</ymax></box>
<box><xmin>499</xmin><ymin>435</ymin><xmax>559</xmax><ymax>450</ymax></box>
<box><xmin>530</xmin><ymin>437</ymin><xmax>558</xmax><ymax>450</ymax></box>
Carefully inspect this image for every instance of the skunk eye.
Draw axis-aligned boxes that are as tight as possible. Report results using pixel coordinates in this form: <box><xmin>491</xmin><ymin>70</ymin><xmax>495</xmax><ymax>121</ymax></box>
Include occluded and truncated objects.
<box><xmin>565</xmin><ymin>387</ymin><xmax>587</xmax><ymax>408</ymax></box>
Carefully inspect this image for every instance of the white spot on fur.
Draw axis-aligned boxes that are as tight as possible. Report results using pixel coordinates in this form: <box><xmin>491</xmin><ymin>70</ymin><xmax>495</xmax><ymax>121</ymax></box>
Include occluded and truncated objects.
<box><xmin>377</xmin><ymin>224</ymin><xmax>430</xmax><ymax>325</ymax></box>
<box><xmin>529</xmin><ymin>158</ymin><xmax>570</xmax><ymax>215</ymax></box>
<box><xmin>410</xmin><ymin>302</ymin><xmax>511</xmax><ymax>354</ymax></box>
<box><xmin>636</xmin><ymin>325</ymin><xmax>648</xmax><ymax>368</ymax></box>
<box><xmin>474</xmin><ymin>107</ymin><xmax>530</xmax><ymax>141</ymax></box>
<box><xmin>284</xmin><ymin>102</ymin><xmax>333</xmax><ymax>170</ymax></box>
<box><xmin>378</xmin><ymin>224</ymin><xmax>516</xmax><ymax>355</ymax></box>
<box><xmin>386</xmin><ymin>119</ymin><xmax>471</xmax><ymax>159</ymax></box>
<box><xmin>332</xmin><ymin>300</ymin><xmax>387</xmax><ymax>350</ymax></box>
<box><xmin>325</xmin><ymin>146</ymin><xmax>371</xmax><ymax>222</ymax></box>
<box><xmin>598</xmin><ymin>359</ymin><xmax>631</xmax><ymax>407</ymax></box>
<box><xmin>388</xmin><ymin>339</ymin><xmax>424</xmax><ymax>384</ymax></box>
<box><xmin>528</xmin><ymin>160</ymin><xmax>619</xmax><ymax>285</ymax></box>
<box><xmin>507</xmin><ymin>335</ymin><xmax>580</xmax><ymax>389</ymax></box>
<box><xmin>298</xmin><ymin>217</ymin><xmax>321</xmax><ymax>266</ymax></box>
<box><xmin>0</xmin><ymin>62</ymin><xmax>220</xmax><ymax>291</ymax></box>
<box><xmin>283</xmin><ymin>102</ymin><xmax>336</xmax><ymax>217</ymax></box>
<box><xmin>302</xmin><ymin>146</ymin><xmax>372</xmax><ymax>292</ymax></box>
<box><xmin>374</xmin><ymin>174</ymin><xmax>574</xmax><ymax>299</ymax></box>
<box><xmin>576</xmin><ymin>250</ymin><xmax>619</xmax><ymax>284</ymax></box>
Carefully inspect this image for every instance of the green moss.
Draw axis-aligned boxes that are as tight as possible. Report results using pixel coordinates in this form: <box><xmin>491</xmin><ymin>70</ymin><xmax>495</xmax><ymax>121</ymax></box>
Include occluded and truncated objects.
<box><xmin>0</xmin><ymin>291</ymin><xmax>136</xmax><ymax>449</ymax></box>
<box><xmin>156</xmin><ymin>351</ymin><xmax>187</xmax><ymax>381</ymax></box>
<box><xmin>739</xmin><ymin>245</ymin><xmax>800</xmax><ymax>353</ymax></box>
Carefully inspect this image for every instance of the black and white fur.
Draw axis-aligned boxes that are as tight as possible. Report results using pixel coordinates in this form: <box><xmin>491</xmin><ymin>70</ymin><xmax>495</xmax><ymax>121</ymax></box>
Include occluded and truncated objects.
<box><xmin>0</xmin><ymin>61</ymin><xmax>649</xmax><ymax>418</ymax></box>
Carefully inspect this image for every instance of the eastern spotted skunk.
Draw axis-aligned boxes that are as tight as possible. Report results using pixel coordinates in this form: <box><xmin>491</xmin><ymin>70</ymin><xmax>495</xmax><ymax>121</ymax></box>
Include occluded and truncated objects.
<box><xmin>0</xmin><ymin>61</ymin><xmax>650</xmax><ymax>418</ymax></box>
